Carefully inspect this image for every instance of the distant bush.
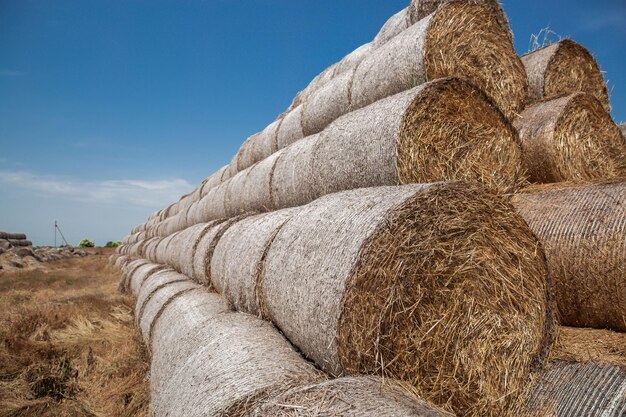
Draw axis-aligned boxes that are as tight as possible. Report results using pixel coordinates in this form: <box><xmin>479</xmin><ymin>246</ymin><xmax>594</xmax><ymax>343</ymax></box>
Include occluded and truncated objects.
<box><xmin>78</xmin><ymin>239</ymin><xmax>95</xmax><ymax>248</ymax></box>
<box><xmin>105</xmin><ymin>241</ymin><xmax>122</xmax><ymax>248</ymax></box>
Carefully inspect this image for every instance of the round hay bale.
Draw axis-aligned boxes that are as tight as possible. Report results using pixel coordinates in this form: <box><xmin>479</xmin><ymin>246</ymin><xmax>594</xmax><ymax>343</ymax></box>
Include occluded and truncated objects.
<box><xmin>312</xmin><ymin>77</ymin><xmax>524</xmax><ymax>197</ymax></box>
<box><xmin>300</xmin><ymin>69</ymin><xmax>354</xmax><ymax>137</ymax></box>
<box><xmin>236</xmin><ymin>119</ymin><xmax>284</xmax><ymax>173</ymax></box>
<box><xmin>238</xmin><ymin>151</ymin><xmax>282</xmax><ymax>214</ymax></box>
<box><xmin>0</xmin><ymin>232</ymin><xmax>7</xmax><ymax>239</ymax></box>
<box><xmin>136</xmin><ymin>278</ymin><xmax>200</xmax><ymax>344</ymax></box>
<box><xmin>522</xmin><ymin>39</ymin><xmax>610</xmax><ymax>110</ymax></box>
<box><xmin>151</xmin><ymin>301</ymin><xmax>322</xmax><ymax>417</ymax></box>
<box><xmin>524</xmin><ymin>361</ymin><xmax>626</xmax><ymax>417</ymax></box>
<box><xmin>260</xmin><ymin>183</ymin><xmax>553</xmax><ymax>417</ymax></box>
<box><xmin>114</xmin><ymin>255</ymin><xmax>131</xmax><ymax>270</ymax></box>
<box><xmin>513</xmin><ymin>93</ymin><xmax>625</xmax><ymax>183</ymax></box>
<box><xmin>150</xmin><ymin>288</ymin><xmax>230</xmax><ymax>396</ymax></box>
<box><xmin>128</xmin><ymin>263</ymin><xmax>172</xmax><ymax>296</ymax></box>
<box><xmin>373</xmin><ymin>8</ymin><xmax>410</xmax><ymax>47</ymax></box>
<box><xmin>235</xmin><ymin>135</ymin><xmax>257</xmax><ymax>172</ymax></box>
<box><xmin>135</xmin><ymin>269</ymin><xmax>190</xmax><ymax>327</ymax></box>
<box><xmin>199</xmin><ymin>182</ymin><xmax>228</xmax><ymax>223</ymax></box>
<box><xmin>271</xmin><ymin>135</ymin><xmax>320</xmax><ymax>209</ymax></box>
<box><xmin>191</xmin><ymin>217</ymin><xmax>244</xmax><ymax>285</ymax></box>
<box><xmin>200</xmin><ymin>165</ymin><xmax>228</xmax><ymax>198</ymax></box>
<box><xmin>153</xmin><ymin>234</ymin><xmax>175</xmax><ymax>265</ymax></box>
<box><xmin>409</xmin><ymin>0</ymin><xmax>512</xmax><ymax>40</ymax></box>
<box><xmin>5</xmin><ymin>232</ymin><xmax>27</xmax><ymax>240</ymax></box>
<box><xmin>166</xmin><ymin>222</ymin><xmax>222</xmax><ymax>279</ymax></box>
<box><xmin>247</xmin><ymin>376</ymin><xmax>454</xmax><ymax>417</ymax></box>
<box><xmin>513</xmin><ymin>180</ymin><xmax>626</xmax><ymax>331</ymax></box>
<box><xmin>351</xmin><ymin>2</ymin><xmax>526</xmax><ymax>120</ymax></box>
<box><xmin>224</xmin><ymin>169</ymin><xmax>252</xmax><ymax>217</ymax></box>
<box><xmin>287</xmin><ymin>65</ymin><xmax>337</xmax><ymax>112</ymax></box>
<box><xmin>120</xmin><ymin>258</ymin><xmax>150</xmax><ymax>292</ymax></box>
<box><xmin>276</xmin><ymin>105</ymin><xmax>305</xmax><ymax>150</ymax></box>
<box><xmin>332</xmin><ymin>42</ymin><xmax>372</xmax><ymax>78</ymax></box>
<box><xmin>211</xmin><ymin>208</ymin><xmax>299</xmax><ymax>315</ymax></box>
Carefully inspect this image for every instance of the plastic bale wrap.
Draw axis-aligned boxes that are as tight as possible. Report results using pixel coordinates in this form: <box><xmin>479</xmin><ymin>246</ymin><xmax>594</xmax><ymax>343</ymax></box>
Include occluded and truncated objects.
<box><xmin>276</xmin><ymin>105</ymin><xmax>305</xmax><ymax>150</ymax></box>
<box><xmin>522</xmin><ymin>39</ymin><xmax>610</xmax><ymax>110</ymax></box>
<box><xmin>191</xmin><ymin>217</ymin><xmax>244</xmax><ymax>285</ymax></box>
<box><xmin>271</xmin><ymin>135</ymin><xmax>320</xmax><ymax>210</ymax></box>
<box><xmin>514</xmin><ymin>93</ymin><xmax>625</xmax><ymax>183</ymax></box>
<box><xmin>351</xmin><ymin>2</ymin><xmax>526</xmax><ymax>120</ymax></box>
<box><xmin>513</xmin><ymin>180</ymin><xmax>626</xmax><ymax>331</ymax></box>
<box><xmin>247</xmin><ymin>376</ymin><xmax>454</xmax><ymax>417</ymax></box>
<box><xmin>311</xmin><ymin>78</ymin><xmax>524</xmax><ymax>199</ymax></box>
<box><xmin>260</xmin><ymin>183</ymin><xmax>553</xmax><ymax>417</ymax></box>
<box><xmin>210</xmin><ymin>208</ymin><xmax>299</xmax><ymax>315</ymax></box>
<box><xmin>150</xmin><ymin>290</ymin><xmax>323</xmax><ymax>417</ymax></box>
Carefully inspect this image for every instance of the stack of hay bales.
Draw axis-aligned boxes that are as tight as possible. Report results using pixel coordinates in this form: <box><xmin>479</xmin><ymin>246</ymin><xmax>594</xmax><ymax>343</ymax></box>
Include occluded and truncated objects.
<box><xmin>112</xmin><ymin>0</ymin><xmax>626</xmax><ymax>416</ymax></box>
<box><xmin>0</xmin><ymin>232</ymin><xmax>32</xmax><ymax>249</ymax></box>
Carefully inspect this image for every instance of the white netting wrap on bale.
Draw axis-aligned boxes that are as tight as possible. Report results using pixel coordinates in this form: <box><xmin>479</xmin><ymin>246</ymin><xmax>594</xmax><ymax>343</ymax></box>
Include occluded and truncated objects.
<box><xmin>149</xmin><ymin>287</ymin><xmax>323</xmax><ymax>417</ymax></box>
<box><xmin>211</xmin><ymin>208</ymin><xmax>299</xmax><ymax>315</ymax></box>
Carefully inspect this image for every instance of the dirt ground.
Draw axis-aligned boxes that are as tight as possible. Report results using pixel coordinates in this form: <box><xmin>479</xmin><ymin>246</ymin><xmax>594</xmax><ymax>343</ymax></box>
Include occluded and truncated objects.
<box><xmin>0</xmin><ymin>255</ymin><xmax>149</xmax><ymax>417</ymax></box>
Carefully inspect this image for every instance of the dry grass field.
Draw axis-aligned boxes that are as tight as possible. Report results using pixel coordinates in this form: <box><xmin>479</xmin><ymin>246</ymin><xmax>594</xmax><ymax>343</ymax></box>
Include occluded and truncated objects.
<box><xmin>0</xmin><ymin>255</ymin><xmax>149</xmax><ymax>417</ymax></box>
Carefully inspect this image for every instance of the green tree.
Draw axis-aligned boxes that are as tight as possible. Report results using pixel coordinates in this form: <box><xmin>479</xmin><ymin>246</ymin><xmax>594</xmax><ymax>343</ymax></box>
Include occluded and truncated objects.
<box><xmin>78</xmin><ymin>239</ymin><xmax>95</xmax><ymax>248</ymax></box>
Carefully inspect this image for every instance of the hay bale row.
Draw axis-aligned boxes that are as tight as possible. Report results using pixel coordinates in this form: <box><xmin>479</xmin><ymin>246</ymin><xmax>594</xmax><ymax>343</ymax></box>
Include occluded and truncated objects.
<box><xmin>0</xmin><ymin>238</ymin><xmax>33</xmax><ymax>248</ymax></box>
<box><xmin>514</xmin><ymin>92</ymin><xmax>626</xmax><ymax>183</ymax></box>
<box><xmin>229</xmin><ymin>1</ymin><xmax>526</xmax><ymax>176</ymax></box>
<box><xmin>162</xmin><ymin>78</ymin><xmax>522</xmax><ymax>237</ymax></box>
<box><xmin>0</xmin><ymin>232</ymin><xmax>27</xmax><ymax>240</ymax></box>
<box><xmin>513</xmin><ymin>180</ymin><xmax>626</xmax><ymax>331</ymax></box>
<box><xmin>125</xmin><ymin>262</ymin><xmax>453</xmax><ymax>417</ymax></box>
<box><xmin>522</xmin><ymin>39</ymin><xmax>610</xmax><ymax>110</ymax></box>
<box><xmin>212</xmin><ymin>182</ymin><xmax>552</xmax><ymax>417</ymax></box>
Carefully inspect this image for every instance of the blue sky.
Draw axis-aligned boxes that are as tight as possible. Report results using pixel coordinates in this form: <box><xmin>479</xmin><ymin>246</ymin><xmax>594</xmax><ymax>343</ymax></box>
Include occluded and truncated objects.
<box><xmin>1</xmin><ymin>0</ymin><xmax>625</xmax><ymax>246</ymax></box>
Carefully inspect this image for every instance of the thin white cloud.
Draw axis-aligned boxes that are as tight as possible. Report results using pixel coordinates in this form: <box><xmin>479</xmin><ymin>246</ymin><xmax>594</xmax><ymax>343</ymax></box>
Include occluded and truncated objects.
<box><xmin>580</xmin><ymin>12</ymin><xmax>625</xmax><ymax>32</ymax></box>
<box><xmin>0</xmin><ymin>170</ymin><xmax>193</xmax><ymax>208</ymax></box>
<box><xmin>0</xmin><ymin>70</ymin><xmax>24</xmax><ymax>77</ymax></box>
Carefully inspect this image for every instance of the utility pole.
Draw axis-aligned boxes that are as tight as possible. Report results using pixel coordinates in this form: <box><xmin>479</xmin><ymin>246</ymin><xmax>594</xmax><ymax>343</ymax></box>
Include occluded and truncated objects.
<box><xmin>54</xmin><ymin>221</ymin><xmax>69</xmax><ymax>247</ymax></box>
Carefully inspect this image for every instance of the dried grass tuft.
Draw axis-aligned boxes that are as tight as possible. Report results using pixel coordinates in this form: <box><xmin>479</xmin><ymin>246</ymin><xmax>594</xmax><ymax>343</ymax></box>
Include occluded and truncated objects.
<box><xmin>260</xmin><ymin>182</ymin><xmax>553</xmax><ymax>417</ymax></box>
<box><xmin>513</xmin><ymin>179</ymin><xmax>626</xmax><ymax>331</ymax></box>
